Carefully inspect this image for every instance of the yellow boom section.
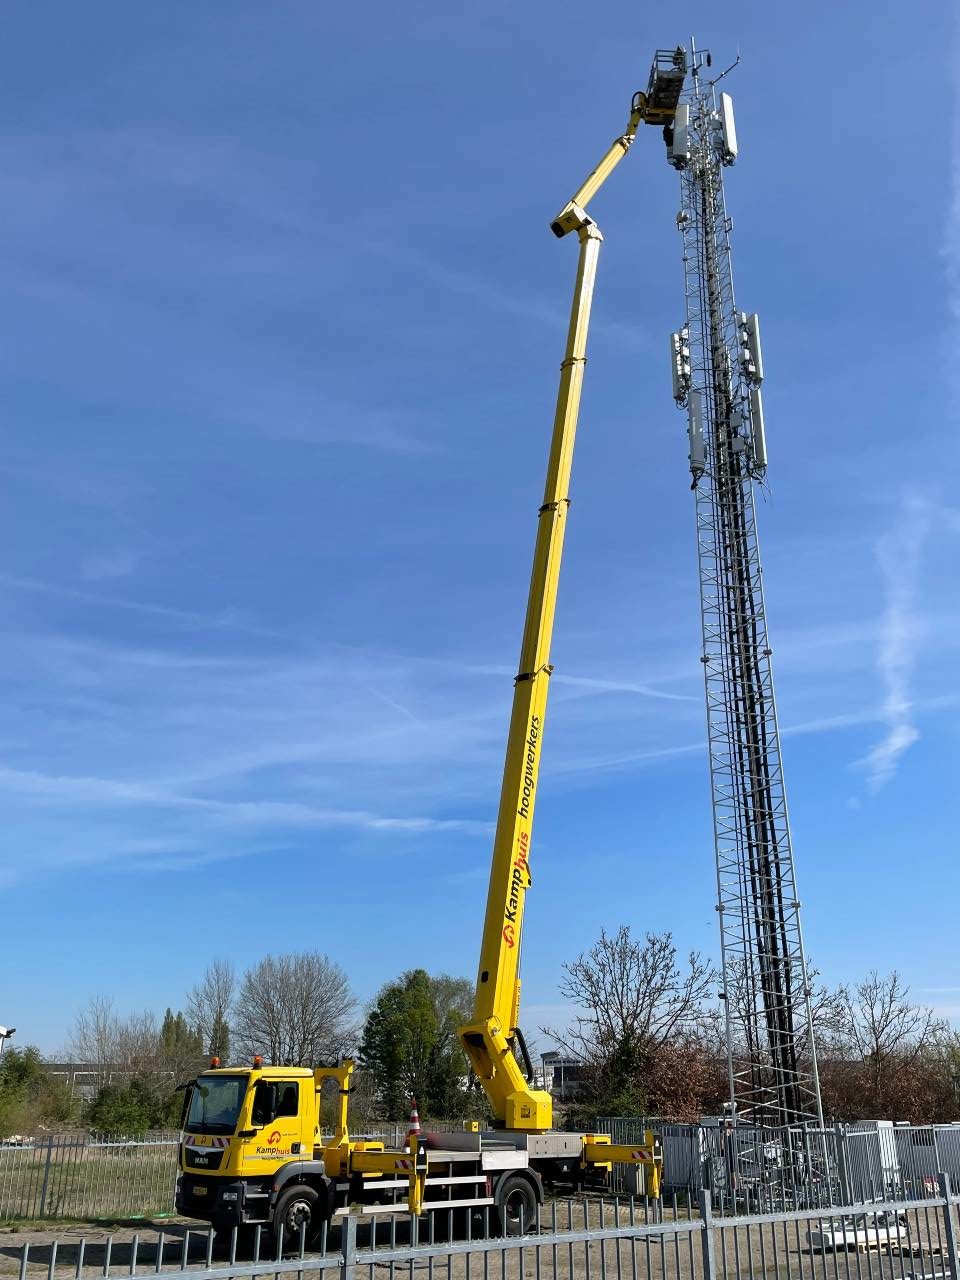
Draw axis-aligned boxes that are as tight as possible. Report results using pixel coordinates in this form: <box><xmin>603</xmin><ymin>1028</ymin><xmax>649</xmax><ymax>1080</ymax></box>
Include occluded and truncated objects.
<box><xmin>458</xmin><ymin>102</ymin><xmax>649</xmax><ymax>1132</ymax></box>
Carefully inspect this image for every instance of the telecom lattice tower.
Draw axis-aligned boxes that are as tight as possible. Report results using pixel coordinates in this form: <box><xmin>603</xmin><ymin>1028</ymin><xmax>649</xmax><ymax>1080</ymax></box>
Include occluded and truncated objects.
<box><xmin>665</xmin><ymin>44</ymin><xmax>824</xmax><ymax>1130</ymax></box>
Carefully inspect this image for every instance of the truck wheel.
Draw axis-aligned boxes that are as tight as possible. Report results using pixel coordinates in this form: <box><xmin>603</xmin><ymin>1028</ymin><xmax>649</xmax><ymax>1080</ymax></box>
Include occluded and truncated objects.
<box><xmin>273</xmin><ymin>1185</ymin><xmax>320</xmax><ymax>1248</ymax></box>
<box><xmin>495</xmin><ymin>1175</ymin><xmax>538</xmax><ymax>1237</ymax></box>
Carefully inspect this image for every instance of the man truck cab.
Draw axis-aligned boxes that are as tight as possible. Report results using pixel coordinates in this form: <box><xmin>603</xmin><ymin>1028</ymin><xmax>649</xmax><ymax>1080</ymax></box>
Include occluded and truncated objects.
<box><xmin>177</xmin><ymin>1063</ymin><xmax>335</xmax><ymax>1241</ymax></box>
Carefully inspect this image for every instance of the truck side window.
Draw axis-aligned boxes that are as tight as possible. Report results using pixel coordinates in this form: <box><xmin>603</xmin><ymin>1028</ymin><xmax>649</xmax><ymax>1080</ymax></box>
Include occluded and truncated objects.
<box><xmin>275</xmin><ymin>1082</ymin><xmax>299</xmax><ymax>1118</ymax></box>
<box><xmin>251</xmin><ymin>1081</ymin><xmax>277</xmax><ymax>1126</ymax></box>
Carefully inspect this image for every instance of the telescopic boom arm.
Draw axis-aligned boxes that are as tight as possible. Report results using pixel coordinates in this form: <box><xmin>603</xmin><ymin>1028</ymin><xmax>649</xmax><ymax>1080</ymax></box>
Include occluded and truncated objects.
<box><xmin>458</xmin><ymin>87</ymin><xmax>664</xmax><ymax>1132</ymax></box>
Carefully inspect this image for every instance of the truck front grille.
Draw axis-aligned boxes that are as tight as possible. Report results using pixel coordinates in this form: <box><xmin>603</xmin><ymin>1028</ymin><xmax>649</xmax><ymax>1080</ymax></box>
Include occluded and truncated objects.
<box><xmin>184</xmin><ymin>1147</ymin><xmax>225</xmax><ymax>1171</ymax></box>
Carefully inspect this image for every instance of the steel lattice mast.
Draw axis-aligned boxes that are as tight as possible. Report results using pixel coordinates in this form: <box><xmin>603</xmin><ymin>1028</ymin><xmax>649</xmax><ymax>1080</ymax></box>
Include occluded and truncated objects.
<box><xmin>665</xmin><ymin>43</ymin><xmax>824</xmax><ymax>1130</ymax></box>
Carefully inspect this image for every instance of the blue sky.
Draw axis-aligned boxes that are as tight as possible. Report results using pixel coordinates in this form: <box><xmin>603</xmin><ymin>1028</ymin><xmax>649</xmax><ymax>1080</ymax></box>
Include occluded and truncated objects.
<box><xmin>2</xmin><ymin>1</ymin><xmax>958</xmax><ymax>1054</ymax></box>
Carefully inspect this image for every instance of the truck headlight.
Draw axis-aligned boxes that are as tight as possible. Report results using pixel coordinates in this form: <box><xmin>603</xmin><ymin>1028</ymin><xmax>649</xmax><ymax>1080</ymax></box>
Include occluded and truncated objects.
<box><xmin>220</xmin><ymin>1191</ymin><xmax>238</xmax><ymax>1201</ymax></box>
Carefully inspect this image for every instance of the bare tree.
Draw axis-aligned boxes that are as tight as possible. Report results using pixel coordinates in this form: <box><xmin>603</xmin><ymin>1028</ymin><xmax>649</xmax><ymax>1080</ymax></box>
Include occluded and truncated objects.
<box><xmin>706</xmin><ymin>954</ymin><xmax>845</xmax><ymax>1059</ymax></box>
<box><xmin>68</xmin><ymin>997</ymin><xmax>161</xmax><ymax>1082</ymax></box>
<box><xmin>233</xmin><ymin>952</ymin><xmax>356</xmax><ymax>1066</ymax></box>
<box><xmin>186</xmin><ymin>959</ymin><xmax>236</xmax><ymax>1059</ymax></box>
<box><xmin>68</xmin><ymin>995</ymin><xmax>120</xmax><ymax>1077</ymax></box>
<box><xmin>115</xmin><ymin>1010</ymin><xmax>163</xmax><ymax>1070</ymax></box>
<box><xmin>821</xmin><ymin>970</ymin><xmax>944</xmax><ymax>1118</ymax></box>
<box><xmin>548</xmin><ymin>927</ymin><xmax>716</xmax><ymax>1057</ymax></box>
<box><xmin>543</xmin><ymin>927</ymin><xmax>717</xmax><ymax>1120</ymax></box>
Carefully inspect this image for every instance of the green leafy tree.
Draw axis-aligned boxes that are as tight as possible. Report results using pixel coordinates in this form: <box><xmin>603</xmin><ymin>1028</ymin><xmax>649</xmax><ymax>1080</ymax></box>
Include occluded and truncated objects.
<box><xmin>159</xmin><ymin>1008</ymin><xmax>203</xmax><ymax>1078</ymax></box>
<box><xmin>84</xmin><ymin>1007</ymin><xmax>202</xmax><ymax>1136</ymax></box>
<box><xmin>359</xmin><ymin>970</ymin><xmax>476</xmax><ymax>1119</ymax></box>
<box><xmin>0</xmin><ymin>1046</ymin><xmax>78</xmax><ymax>1135</ymax></box>
<box><xmin>209</xmin><ymin>1013</ymin><xmax>230</xmax><ymax>1062</ymax></box>
<box><xmin>88</xmin><ymin>1075</ymin><xmax>181</xmax><ymax>1136</ymax></box>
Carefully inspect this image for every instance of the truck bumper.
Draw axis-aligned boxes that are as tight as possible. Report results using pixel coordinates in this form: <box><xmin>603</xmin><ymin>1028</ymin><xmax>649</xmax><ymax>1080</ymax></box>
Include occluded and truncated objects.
<box><xmin>176</xmin><ymin>1174</ymin><xmax>249</xmax><ymax>1227</ymax></box>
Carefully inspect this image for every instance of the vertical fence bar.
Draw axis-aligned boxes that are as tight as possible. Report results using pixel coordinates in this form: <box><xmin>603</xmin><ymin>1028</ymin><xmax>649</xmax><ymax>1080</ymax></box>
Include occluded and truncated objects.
<box><xmin>38</xmin><ymin>1137</ymin><xmax>55</xmax><ymax>1218</ymax></box>
<box><xmin>939</xmin><ymin>1173</ymin><xmax>959</xmax><ymax>1280</ymax></box>
<box><xmin>342</xmin><ymin>1214</ymin><xmax>358</xmax><ymax>1280</ymax></box>
<box><xmin>839</xmin><ymin>1129</ymin><xmax>856</xmax><ymax>1203</ymax></box>
<box><xmin>698</xmin><ymin>1188</ymin><xmax>716</xmax><ymax>1280</ymax></box>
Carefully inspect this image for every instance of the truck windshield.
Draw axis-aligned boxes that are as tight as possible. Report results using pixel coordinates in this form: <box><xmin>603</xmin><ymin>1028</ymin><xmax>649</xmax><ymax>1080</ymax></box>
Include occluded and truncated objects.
<box><xmin>185</xmin><ymin>1075</ymin><xmax>248</xmax><ymax>1135</ymax></box>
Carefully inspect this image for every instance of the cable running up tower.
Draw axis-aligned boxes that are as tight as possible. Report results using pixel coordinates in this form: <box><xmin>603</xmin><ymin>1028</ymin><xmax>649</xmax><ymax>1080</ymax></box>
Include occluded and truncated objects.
<box><xmin>665</xmin><ymin>43</ymin><xmax>824</xmax><ymax>1130</ymax></box>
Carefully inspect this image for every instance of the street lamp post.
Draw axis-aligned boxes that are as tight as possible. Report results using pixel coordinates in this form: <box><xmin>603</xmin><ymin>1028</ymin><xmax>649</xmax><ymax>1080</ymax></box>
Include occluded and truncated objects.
<box><xmin>0</xmin><ymin>1026</ymin><xmax>16</xmax><ymax>1057</ymax></box>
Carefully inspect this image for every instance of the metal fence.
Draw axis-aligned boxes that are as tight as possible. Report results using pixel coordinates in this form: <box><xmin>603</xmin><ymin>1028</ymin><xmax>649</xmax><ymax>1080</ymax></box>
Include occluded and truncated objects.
<box><xmin>6</xmin><ymin>1120</ymin><xmax>960</xmax><ymax>1225</ymax></box>
<box><xmin>598</xmin><ymin>1118</ymin><xmax>960</xmax><ymax>1216</ymax></box>
<box><xmin>6</xmin><ymin>1183</ymin><xmax>960</xmax><ymax>1280</ymax></box>
<box><xmin>0</xmin><ymin>1127</ymin><xmax>441</xmax><ymax>1223</ymax></box>
<box><xmin>0</xmin><ymin>1133</ymin><xmax>179</xmax><ymax>1221</ymax></box>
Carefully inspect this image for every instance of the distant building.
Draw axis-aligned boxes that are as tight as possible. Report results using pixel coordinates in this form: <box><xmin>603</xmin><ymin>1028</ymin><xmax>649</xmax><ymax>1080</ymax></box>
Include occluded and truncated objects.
<box><xmin>43</xmin><ymin>1063</ymin><xmax>174</xmax><ymax>1102</ymax></box>
<box><xmin>540</xmin><ymin>1052</ymin><xmax>585</xmax><ymax>1101</ymax></box>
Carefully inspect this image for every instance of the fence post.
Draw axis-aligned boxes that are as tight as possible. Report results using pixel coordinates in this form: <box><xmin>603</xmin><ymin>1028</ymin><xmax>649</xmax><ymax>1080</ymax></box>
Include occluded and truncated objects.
<box><xmin>698</xmin><ymin>1188</ymin><xmax>716</xmax><ymax>1280</ymax></box>
<box><xmin>835</xmin><ymin>1123</ymin><xmax>850</xmax><ymax>1206</ymax></box>
<box><xmin>37</xmin><ymin>1138</ymin><xmax>54</xmax><ymax>1219</ymax></box>
<box><xmin>340</xmin><ymin>1213</ymin><xmax>358</xmax><ymax>1280</ymax></box>
<box><xmin>938</xmin><ymin>1172</ymin><xmax>959</xmax><ymax>1280</ymax></box>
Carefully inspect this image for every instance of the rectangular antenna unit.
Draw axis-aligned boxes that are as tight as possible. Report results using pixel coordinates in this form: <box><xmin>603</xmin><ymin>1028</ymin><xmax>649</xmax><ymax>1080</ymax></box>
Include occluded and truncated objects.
<box><xmin>687</xmin><ymin>391</ymin><xmax>705</xmax><ymax>475</ymax></box>
<box><xmin>739</xmin><ymin>312</ymin><xmax>763</xmax><ymax>384</ymax></box>
<box><xmin>670</xmin><ymin>328</ymin><xmax>691</xmax><ymax>401</ymax></box>
<box><xmin>669</xmin><ymin>104</ymin><xmax>690</xmax><ymax>170</ymax></box>
<box><xmin>719</xmin><ymin>93</ymin><xmax>738</xmax><ymax>165</ymax></box>
<box><xmin>749</xmin><ymin>387</ymin><xmax>767</xmax><ymax>469</ymax></box>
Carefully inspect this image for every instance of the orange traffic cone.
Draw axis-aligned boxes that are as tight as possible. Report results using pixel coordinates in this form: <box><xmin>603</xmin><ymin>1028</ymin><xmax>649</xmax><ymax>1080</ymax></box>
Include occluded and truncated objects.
<box><xmin>406</xmin><ymin>1099</ymin><xmax>421</xmax><ymax>1151</ymax></box>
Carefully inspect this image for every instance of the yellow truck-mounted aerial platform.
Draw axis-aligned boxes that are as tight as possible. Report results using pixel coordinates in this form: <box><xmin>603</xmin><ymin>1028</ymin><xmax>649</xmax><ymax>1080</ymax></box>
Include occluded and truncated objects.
<box><xmin>458</xmin><ymin>46</ymin><xmax>686</xmax><ymax>1136</ymax></box>
<box><xmin>178</xmin><ymin>47</ymin><xmax>685</xmax><ymax>1243</ymax></box>
<box><xmin>176</xmin><ymin>1059</ymin><xmax>660</xmax><ymax>1240</ymax></box>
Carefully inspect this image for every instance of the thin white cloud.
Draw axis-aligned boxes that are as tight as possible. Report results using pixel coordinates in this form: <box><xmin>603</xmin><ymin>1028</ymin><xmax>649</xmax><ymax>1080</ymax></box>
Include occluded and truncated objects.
<box><xmin>0</xmin><ymin>762</ymin><xmax>491</xmax><ymax>835</ymax></box>
<box><xmin>361</xmin><ymin>238</ymin><xmax>648</xmax><ymax>350</ymax></box>
<box><xmin>0</xmin><ymin>572</ymin><xmax>285</xmax><ymax>640</ymax></box>
<box><xmin>81</xmin><ymin>549</ymin><xmax>138</xmax><ymax>582</ymax></box>
<box><xmin>366</xmin><ymin>685</ymin><xmax>421</xmax><ymax>723</ymax></box>
<box><xmin>465</xmin><ymin>662</ymin><xmax>694</xmax><ymax>702</ymax></box>
<box><xmin>251</xmin><ymin>406</ymin><xmax>435</xmax><ymax>456</ymax></box>
<box><xmin>946</xmin><ymin>67</ymin><xmax>960</xmax><ymax>388</ymax></box>
<box><xmin>0</xmin><ymin>759</ymin><xmax>492</xmax><ymax>887</ymax></box>
<box><xmin>857</xmin><ymin>493</ymin><xmax>931</xmax><ymax>790</ymax></box>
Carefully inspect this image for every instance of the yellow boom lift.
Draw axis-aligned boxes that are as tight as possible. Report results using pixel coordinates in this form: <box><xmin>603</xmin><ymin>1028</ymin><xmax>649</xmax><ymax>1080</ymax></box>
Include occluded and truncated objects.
<box><xmin>175</xmin><ymin>49</ymin><xmax>687</xmax><ymax>1245</ymax></box>
<box><xmin>459</xmin><ymin>47</ymin><xmax>687</xmax><ymax>1132</ymax></box>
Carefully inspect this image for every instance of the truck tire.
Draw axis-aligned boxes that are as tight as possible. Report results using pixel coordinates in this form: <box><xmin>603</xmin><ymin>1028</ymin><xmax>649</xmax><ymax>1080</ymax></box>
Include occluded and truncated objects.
<box><xmin>495</xmin><ymin>1174</ymin><xmax>538</xmax><ymax>1237</ymax></box>
<box><xmin>273</xmin><ymin>1184</ymin><xmax>321</xmax><ymax>1248</ymax></box>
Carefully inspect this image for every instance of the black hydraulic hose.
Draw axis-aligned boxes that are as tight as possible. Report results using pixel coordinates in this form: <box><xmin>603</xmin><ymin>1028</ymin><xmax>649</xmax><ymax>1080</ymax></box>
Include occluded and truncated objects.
<box><xmin>510</xmin><ymin>1027</ymin><xmax>536</xmax><ymax>1084</ymax></box>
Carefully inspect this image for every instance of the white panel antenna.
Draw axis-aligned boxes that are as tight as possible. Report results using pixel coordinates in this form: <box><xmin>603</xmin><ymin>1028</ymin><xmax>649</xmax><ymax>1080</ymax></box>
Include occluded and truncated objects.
<box><xmin>670</xmin><ymin>328</ymin><xmax>691</xmax><ymax>402</ymax></box>
<box><xmin>739</xmin><ymin>312</ymin><xmax>763</xmax><ymax>384</ymax></box>
<box><xmin>669</xmin><ymin>103</ymin><xmax>690</xmax><ymax>170</ymax></box>
<box><xmin>687</xmin><ymin>391</ymin><xmax>705</xmax><ymax>476</ymax></box>
<box><xmin>719</xmin><ymin>92</ymin><xmax>738</xmax><ymax>165</ymax></box>
<box><xmin>749</xmin><ymin>387</ymin><xmax>767</xmax><ymax>469</ymax></box>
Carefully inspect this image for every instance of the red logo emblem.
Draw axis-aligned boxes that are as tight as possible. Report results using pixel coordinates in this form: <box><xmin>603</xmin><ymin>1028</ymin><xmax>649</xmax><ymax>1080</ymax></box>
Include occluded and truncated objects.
<box><xmin>502</xmin><ymin>923</ymin><xmax>516</xmax><ymax>948</ymax></box>
<box><xmin>268</xmin><ymin>1130</ymin><xmax>282</xmax><ymax>1144</ymax></box>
